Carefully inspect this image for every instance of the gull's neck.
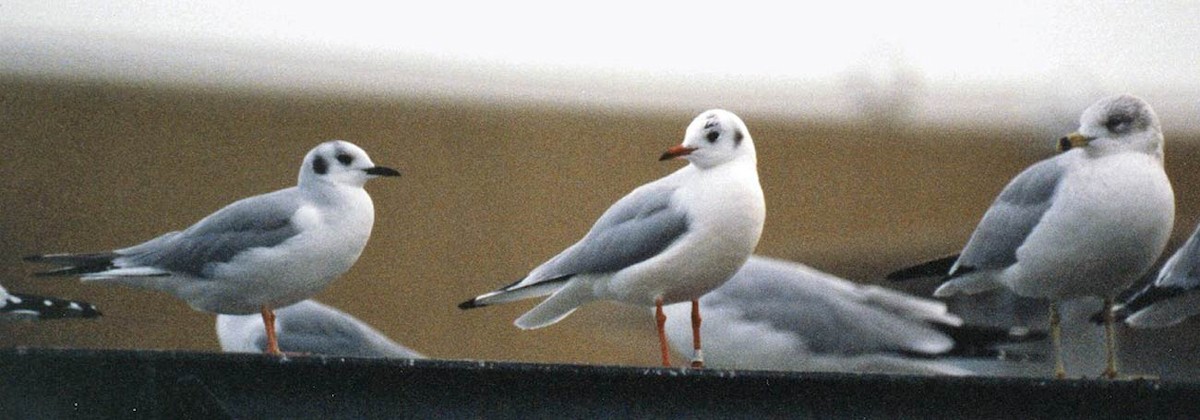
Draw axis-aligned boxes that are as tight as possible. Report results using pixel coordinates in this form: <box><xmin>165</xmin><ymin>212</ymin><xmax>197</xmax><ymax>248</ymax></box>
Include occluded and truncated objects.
<box><xmin>300</xmin><ymin>181</ymin><xmax>369</xmax><ymax>207</ymax></box>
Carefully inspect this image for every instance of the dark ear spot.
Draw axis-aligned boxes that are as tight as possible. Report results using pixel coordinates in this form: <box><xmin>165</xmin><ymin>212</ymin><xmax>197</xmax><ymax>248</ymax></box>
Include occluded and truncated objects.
<box><xmin>313</xmin><ymin>156</ymin><xmax>328</xmax><ymax>175</ymax></box>
<box><xmin>336</xmin><ymin>153</ymin><xmax>354</xmax><ymax>166</ymax></box>
<box><xmin>1105</xmin><ymin>114</ymin><xmax>1134</xmax><ymax>132</ymax></box>
<box><xmin>706</xmin><ymin>131</ymin><xmax>720</xmax><ymax>143</ymax></box>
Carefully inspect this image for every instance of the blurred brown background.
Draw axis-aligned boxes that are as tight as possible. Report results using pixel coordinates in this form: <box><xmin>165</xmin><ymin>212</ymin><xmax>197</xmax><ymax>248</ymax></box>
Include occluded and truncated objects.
<box><xmin>3</xmin><ymin>76</ymin><xmax>1199</xmax><ymax>369</ymax></box>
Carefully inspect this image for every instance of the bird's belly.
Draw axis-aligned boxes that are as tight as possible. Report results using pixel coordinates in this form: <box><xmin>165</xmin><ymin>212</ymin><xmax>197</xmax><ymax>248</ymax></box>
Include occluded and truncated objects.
<box><xmin>604</xmin><ymin>219</ymin><xmax>761</xmax><ymax>306</ymax></box>
<box><xmin>1007</xmin><ymin>157</ymin><xmax>1173</xmax><ymax>298</ymax></box>
<box><xmin>188</xmin><ymin>218</ymin><xmax>372</xmax><ymax>314</ymax></box>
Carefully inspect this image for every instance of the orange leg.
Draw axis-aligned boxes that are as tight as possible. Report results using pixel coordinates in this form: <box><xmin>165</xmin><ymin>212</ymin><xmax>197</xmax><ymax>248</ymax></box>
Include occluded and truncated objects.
<box><xmin>655</xmin><ymin>297</ymin><xmax>671</xmax><ymax>367</ymax></box>
<box><xmin>690</xmin><ymin>299</ymin><xmax>704</xmax><ymax>368</ymax></box>
<box><xmin>261</xmin><ymin>305</ymin><xmax>282</xmax><ymax>356</ymax></box>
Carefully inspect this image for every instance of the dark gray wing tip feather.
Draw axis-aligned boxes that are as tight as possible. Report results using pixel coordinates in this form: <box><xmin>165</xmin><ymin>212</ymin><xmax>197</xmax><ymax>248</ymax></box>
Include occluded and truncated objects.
<box><xmin>4</xmin><ymin>293</ymin><xmax>102</xmax><ymax>319</ymax></box>
<box><xmin>458</xmin><ymin>299</ymin><xmax>484</xmax><ymax>310</ymax></box>
<box><xmin>935</xmin><ymin>323</ymin><xmax>1047</xmax><ymax>358</ymax></box>
<box><xmin>1094</xmin><ymin>285</ymin><xmax>1186</xmax><ymax>325</ymax></box>
<box><xmin>24</xmin><ymin>252</ymin><xmax>122</xmax><ymax>277</ymax></box>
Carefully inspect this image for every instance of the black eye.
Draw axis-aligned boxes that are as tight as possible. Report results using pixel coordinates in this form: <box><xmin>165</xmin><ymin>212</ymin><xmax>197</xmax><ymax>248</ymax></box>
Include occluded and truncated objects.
<box><xmin>312</xmin><ymin>156</ymin><xmax>329</xmax><ymax>175</ymax></box>
<box><xmin>734</xmin><ymin>130</ymin><xmax>745</xmax><ymax>144</ymax></box>
<box><xmin>336</xmin><ymin>153</ymin><xmax>354</xmax><ymax>165</ymax></box>
<box><xmin>706</xmin><ymin>131</ymin><xmax>720</xmax><ymax>143</ymax></box>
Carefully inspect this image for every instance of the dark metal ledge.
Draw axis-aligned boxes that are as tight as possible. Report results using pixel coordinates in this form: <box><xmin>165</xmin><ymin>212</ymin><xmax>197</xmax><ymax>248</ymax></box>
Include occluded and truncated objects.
<box><xmin>1</xmin><ymin>347</ymin><xmax>1197</xmax><ymax>419</ymax></box>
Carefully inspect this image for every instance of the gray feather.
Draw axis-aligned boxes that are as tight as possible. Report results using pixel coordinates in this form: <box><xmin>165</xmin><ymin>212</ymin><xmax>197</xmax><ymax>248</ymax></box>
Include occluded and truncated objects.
<box><xmin>1154</xmin><ymin>223</ymin><xmax>1200</xmax><ymax>290</ymax></box>
<box><xmin>116</xmin><ymin>188</ymin><xmax>303</xmax><ymax>277</ymax></box>
<box><xmin>952</xmin><ymin>157</ymin><xmax>1065</xmax><ymax>276</ymax></box>
<box><xmin>226</xmin><ymin>300</ymin><xmax>422</xmax><ymax>358</ymax></box>
<box><xmin>520</xmin><ymin>182</ymin><xmax>689</xmax><ymax>287</ymax></box>
<box><xmin>709</xmin><ymin>256</ymin><xmax>955</xmax><ymax>356</ymax></box>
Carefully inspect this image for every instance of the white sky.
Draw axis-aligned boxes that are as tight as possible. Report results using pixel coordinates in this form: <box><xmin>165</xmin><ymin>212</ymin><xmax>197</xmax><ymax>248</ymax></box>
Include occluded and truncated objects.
<box><xmin>3</xmin><ymin>1</ymin><xmax>1199</xmax><ymax>128</ymax></box>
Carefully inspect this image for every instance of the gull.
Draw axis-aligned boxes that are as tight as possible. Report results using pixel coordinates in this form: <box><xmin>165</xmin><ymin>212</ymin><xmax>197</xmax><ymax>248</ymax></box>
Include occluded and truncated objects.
<box><xmin>663</xmin><ymin>256</ymin><xmax>1041</xmax><ymax>375</ymax></box>
<box><xmin>888</xmin><ymin>95</ymin><xmax>1174</xmax><ymax>379</ymax></box>
<box><xmin>1</xmin><ymin>281</ymin><xmax>100</xmax><ymax>321</ymax></box>
<box><xmin>1108</xmin><ymin>221</ymin><xmax>1200</xmax><ymax>328</ymax></box>
<box><xmin>24</xmin><ymin>140</ymin><xmax>399</xmax><ymax>355</ymax></box>
<box><xmin>459</xmin><ymin>109</ymin><xmax>765</xmax><ymax>368</ymax></box>
<box><xmin>217</xmin><ymin>299</ymin><xmax>423</xmax><ymax>358</ymax></box>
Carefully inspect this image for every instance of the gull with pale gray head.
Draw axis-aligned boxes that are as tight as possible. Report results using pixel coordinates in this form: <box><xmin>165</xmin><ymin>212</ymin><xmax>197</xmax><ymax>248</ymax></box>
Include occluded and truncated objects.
<box><xmin>217</xmin><ymin>299</ymin><xmax>423</xmax><ymax>358</ymax></box>
<box><xmin>459</xmin><ymin>109</ymin><xmax>766</xmax><ymax>368</ymax></box>
<box><xmin>1</xmin><ymin>281</ymin><xmax>100</xmax><ymax>321</ymax></box>
<box><xmin>889</xmin><ymin>95</ymin><xmax>1174</xmax><ymax>379</ymax></box>
<box><xmin>24</xmin><ymin>140</ymin><xmax>400</xmax><ymax>354</ymax></box>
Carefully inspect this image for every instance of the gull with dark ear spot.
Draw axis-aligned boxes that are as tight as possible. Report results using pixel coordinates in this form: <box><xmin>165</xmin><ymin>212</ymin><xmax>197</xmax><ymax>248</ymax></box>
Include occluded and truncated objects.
<box><xmin>1</xmin><ymin>281</ymin><xmax>101</xmax><ymax>321</ymax></box>
<box><xmin>24</xmin><ymin>140</ymin><xmax>400</xmax><ymax>355</ymax></box>
<box><xmin>888</xmin><ymin>95</ymin><xmax>1174</xmax><ymax>379</ymax></box>
<box><xmin>460</xmin><ymin>109</ymin><xmax>765</xmax><ymax>368</ymax></box>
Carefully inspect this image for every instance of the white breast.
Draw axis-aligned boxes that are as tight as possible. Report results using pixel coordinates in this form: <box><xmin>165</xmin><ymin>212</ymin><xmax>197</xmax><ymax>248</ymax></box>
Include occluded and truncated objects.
<box><xmin>1006</xmin><ymin>152</ymin><xmax>1174</xmax><ymax>299</ymax></box>
<box><xmin>605</xmin><ymin>161</ymin><xmax>766</xmax><ymax>305</ymax></box>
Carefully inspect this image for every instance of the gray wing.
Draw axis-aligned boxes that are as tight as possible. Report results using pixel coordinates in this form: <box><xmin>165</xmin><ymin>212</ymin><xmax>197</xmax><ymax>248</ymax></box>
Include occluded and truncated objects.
<box><xmin>1155</xmin><ymin>223</ymin><xmax>1200</xmax><ymax>290</ymax></box>
<box><xmin>117</xmin><ymin>188</ymin><xmax>304</xmax><ymax>277</ymax></box>
<box><xmin>709</xmin><ymin>256</ymin><xmax>954</xmax><ymax>356</ymax></box>
<box><xmin>1115</xmin><ymin>223</ymin><xmax>1200</xmax><ymax>316</ymax></box>
<box><xmin>951</xmin><ymin>157</ymin><xmax>1066</xmax><ymax>276</ymax></box>
<box><xmin>519</xmin><ymin>181</ymin><xmax>689</xmax><ymax>286</ymax></box>
<box><xmin>272</xmin><ymin>301</ymin><xmax>422</xmax><ymax>358</ymax></box>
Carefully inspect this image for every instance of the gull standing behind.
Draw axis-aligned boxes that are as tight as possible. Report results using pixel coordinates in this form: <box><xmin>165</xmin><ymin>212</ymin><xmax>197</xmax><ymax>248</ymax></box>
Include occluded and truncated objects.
<box><xmin>1</xmin><ymin>281</ymin><xmax>100</xmax><ymax>321</ymax></box>
<box><xmin>1109</xmin><ymin>221</ymin><xmax>1200</xmax><ymax>328</ymax></box>
<box><xmin>459</xmin><ymin>110</ymin><xmax>766</xmax><ymax>368</ymax></box>
<box><xmin>24</xmin><ymin>140</ymin><xmax>400</xmax><ymax>355</ymax></box>
<box><xmin>217</xmin><ymin>299</ymin><xmax>423</xmax><ymax>358</ymax></box>
<box><xmin>888</xmin><ymin>95</ymin><xmax>1174</xmax><ymax>379</ymax></box>
<box><xmin>664</xmin><ymin>256</ymin><xmax>1041</xmax><ymax>375</ymax></box>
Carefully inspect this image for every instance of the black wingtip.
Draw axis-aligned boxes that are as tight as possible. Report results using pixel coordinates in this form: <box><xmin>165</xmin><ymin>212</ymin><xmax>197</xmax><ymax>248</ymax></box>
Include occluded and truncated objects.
<box><xmin>1090</xmin><ymin>306</ymin><xmax>1131</xmax><ymax>325</ymax></box>
<box><xmin>1094</xmin><ymin>285</ymin><xmax>1185</xmax><ymax>325</ymax></box>
<box><xmin>886</xmin><ymin>254</ymin><xmax>961</xmax><ymax>281</ymax></box>
<box><xmin>458</xmin><ymin>299</ymin><xmax>483</xmax><ymax>310</ymax></box>
<box><xmin>4</xmin><ymin>293</ymin><xmax>103</xmax><ymax>320</ymax></box>
<box><xmin>29</xmin><ymin>266</ymin><xmax>106</xmax><ymax>278</ymax></box>
<box><xmin>22</xmin><ymin>252</ymin><xmax>121</xmax><ymax>277</ymax></box>
<box><xmin>936</xmin><ymin>323</ymin><xmax>1049</xmax><ymax>358</ymax></box>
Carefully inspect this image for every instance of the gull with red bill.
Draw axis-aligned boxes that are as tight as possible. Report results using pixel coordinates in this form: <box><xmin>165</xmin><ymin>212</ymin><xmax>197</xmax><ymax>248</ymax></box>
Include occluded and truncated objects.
<box><xmin>24</xmin><ymin>140</ymin><xmax>400</xmax><ymax>355</ymax></box>
<box><xmin>459</xmin><ymin>109</ymin><xmax>765</xmax><ymax>368</ymax></box>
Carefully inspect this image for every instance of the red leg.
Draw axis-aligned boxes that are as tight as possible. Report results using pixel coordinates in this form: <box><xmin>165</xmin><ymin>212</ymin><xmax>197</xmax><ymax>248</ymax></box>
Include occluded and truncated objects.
<box><xmin>655</xmin><ymin>297</ymin><xmax>671</xmax><ymax>367</ymax></box>
<box><xmin>261</xmin><ymin>305</ymin><xmax>282</xmax><ymax>356</ymax></box>
<box><xmin>690</xmin><ymin>299</ymin><xmax>704</xmax><ymax>368</ymax></box>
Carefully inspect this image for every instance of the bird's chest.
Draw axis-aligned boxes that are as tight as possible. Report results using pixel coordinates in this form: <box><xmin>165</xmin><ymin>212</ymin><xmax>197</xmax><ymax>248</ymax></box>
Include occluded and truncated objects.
<box><xmin>1057</xmin><ymin>156</ymin><xmax>1173</xmax><ymax>228</ymax></box>
<box><xmin>1024</xmin><ymin>155</ymin><xmax>1174</xmax><ymax>295</ymax></box>
<box><xmin>290</xmin><ymin>200</ymin><xmax>375</xmax><ymax>271</ymax></box>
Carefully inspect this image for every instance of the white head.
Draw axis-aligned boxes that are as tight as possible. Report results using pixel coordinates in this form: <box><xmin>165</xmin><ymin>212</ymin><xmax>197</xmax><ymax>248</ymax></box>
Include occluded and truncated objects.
<box><xmin>659</xmin><ymin>109</ymin><xmax>756</xmax><ymax>169</ymax></box>
<box><xmin>297</xmin><ymin>140</ymin><xmax>401</xmax><ymax>188</ymax></box>
<box><xmin>1058</xmin><ymin>95</ymin><xmax>1163</xmax><ymax>159</ymax></box>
